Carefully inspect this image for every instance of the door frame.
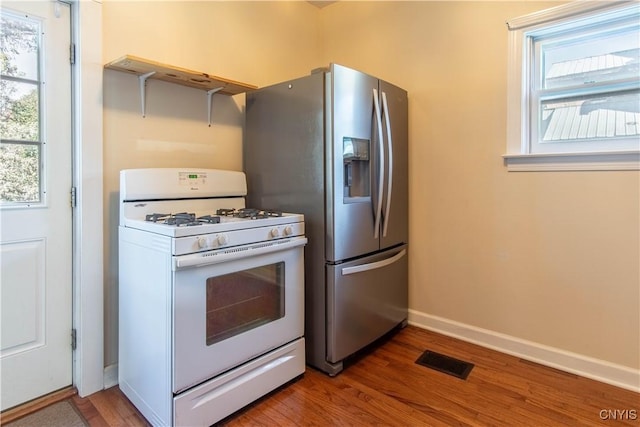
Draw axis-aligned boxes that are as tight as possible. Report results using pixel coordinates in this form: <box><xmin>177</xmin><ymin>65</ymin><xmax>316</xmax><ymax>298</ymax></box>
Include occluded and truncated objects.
<box><xmin>71</xmin><ymin>0</ymin><xmax>104</xmax><ymax>398</ymax></box>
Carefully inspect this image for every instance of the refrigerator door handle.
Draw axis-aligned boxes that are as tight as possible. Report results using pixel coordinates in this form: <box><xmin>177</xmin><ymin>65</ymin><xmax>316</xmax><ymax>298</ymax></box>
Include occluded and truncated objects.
<box><xmin>381</xmin><ymin>91</ymin><xmax>393</xmax><ymax>238</ymax></box>
<box><xmin>372</xmin><ymin>88</ymin><xmax>384</xmax><ymax>240</ymax></box>
<box><xmin>341</xmin><ymin>249</ymin><xmax>407</xmax><ymax>276</ymax></box>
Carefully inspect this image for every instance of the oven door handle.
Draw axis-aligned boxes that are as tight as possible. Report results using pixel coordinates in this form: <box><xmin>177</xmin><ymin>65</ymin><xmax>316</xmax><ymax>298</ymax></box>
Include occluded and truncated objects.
<box><xmin>173</xmin><ymin>237</ymin><xmax>308</xmax><ymax>270</ymax></box>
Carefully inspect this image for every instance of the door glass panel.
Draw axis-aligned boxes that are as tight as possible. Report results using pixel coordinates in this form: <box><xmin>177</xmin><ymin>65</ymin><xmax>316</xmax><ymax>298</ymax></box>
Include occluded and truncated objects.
<box><xmin>1</xmin><ymin>80</ymin><xmax>39</xmax><ymax>141</ymax></box>
<box><xmin>206</xmin><ymin>262</ymin><xmax>285</xmax><ymax>346</ymax></box>
<box><xmin>0</xmin><ymin>142</ymin><xmax>39</xmax><ymax>202</ymax></box>
<box><xmin>1</xmin><ymin>13</ymin><xmax>39</xmax><ymax>80</ymax></box>
<box><xmin>1</xmin><ymin>10</ymin><xmax>42</xmax><ymax>205</ymax></box>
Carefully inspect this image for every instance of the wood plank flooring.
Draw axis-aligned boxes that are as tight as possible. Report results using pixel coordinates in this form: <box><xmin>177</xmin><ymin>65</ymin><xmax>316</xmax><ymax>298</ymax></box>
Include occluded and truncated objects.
<box><xmin>9</xmin><ymin>326</ymin><xmax>640</xmax><ymax>426</ymax></box>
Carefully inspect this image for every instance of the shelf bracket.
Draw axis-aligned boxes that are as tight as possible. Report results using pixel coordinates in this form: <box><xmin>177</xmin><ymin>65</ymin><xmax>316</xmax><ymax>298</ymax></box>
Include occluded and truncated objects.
<box><xmin>206</xmin><ymin>87</ymin><xmax>224</xmax><ymax>127</ymax></box>
<box><xmin>138</xmin><ymin>71</ymin><xmax>156</xmax><ymax>117</ymax></box>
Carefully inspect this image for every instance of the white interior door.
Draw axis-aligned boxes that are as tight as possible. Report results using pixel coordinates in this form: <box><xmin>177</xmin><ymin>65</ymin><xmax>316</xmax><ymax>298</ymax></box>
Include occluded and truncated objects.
<box><xmin>0</xmin><ymin>0</ymin><xmax>72</xmax><ymax>411</ymax></box>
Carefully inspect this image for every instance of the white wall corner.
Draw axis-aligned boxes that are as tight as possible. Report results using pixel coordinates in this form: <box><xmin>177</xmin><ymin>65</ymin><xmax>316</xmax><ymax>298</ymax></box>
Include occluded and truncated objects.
<box><xmin>408</xmin><ymin>309</ymin><xmax>640</xmax><ymax>393</ymax></box>
<box><xmin>103</xmin><ymin>364</ymin><xmax>119</xmax><ymax>389</ymax></box>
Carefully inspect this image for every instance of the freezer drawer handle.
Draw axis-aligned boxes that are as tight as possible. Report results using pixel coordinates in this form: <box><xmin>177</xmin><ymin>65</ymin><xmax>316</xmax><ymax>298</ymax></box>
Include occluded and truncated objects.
<box><xmin>341</xmin><ymin>249</ymin><xmax>406</xmax><ymax>276</ymax></box>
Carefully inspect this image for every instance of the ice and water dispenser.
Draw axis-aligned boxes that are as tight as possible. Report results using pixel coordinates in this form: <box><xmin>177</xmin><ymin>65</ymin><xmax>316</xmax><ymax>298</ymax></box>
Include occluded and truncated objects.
<box><xmin>343</xmin><ymin>137</ymin><xmax>370</xmax><ymax>201</ymax></box>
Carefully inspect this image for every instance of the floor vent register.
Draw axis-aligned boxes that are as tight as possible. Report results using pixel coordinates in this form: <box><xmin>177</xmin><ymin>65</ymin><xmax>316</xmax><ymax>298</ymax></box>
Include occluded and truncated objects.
<box><xmin>415</xmin><ymin>350</ymin><xmax>474</xmax><ymax>380</ymax></box>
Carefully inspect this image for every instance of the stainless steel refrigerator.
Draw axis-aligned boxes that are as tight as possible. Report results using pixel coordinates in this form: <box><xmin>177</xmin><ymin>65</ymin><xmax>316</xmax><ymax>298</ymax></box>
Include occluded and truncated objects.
<box><xmin>244</xmin><ymin>63</ymin><xmax>408</xmax><ymax>375</ymax></box>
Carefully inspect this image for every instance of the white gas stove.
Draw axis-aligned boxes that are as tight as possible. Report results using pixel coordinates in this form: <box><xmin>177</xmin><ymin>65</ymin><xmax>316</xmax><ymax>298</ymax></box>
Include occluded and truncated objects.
<box><xmin>119</xmin><ymin>168</ymin><xmax>304</xmax><ymax>252</ymax></box>
<box><xmin>118</xmin><ymin>168</ymin><xmax>306</xmax><ymax>426</ymax></box>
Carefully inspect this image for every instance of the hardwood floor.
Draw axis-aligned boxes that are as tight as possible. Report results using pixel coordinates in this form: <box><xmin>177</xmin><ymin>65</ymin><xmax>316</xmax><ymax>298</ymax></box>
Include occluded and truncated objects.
<box><xmin>10</xmin><ymin>326</ymin><xmax>640</xmax><ymax>426</ymax></box>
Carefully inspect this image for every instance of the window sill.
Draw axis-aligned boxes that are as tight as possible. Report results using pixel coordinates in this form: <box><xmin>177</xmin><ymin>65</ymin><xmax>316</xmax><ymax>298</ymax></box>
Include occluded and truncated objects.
<box><xmin>503</xmin><ymin>151</ymin><xmax>640</xmax><ymax>172</ymax></box>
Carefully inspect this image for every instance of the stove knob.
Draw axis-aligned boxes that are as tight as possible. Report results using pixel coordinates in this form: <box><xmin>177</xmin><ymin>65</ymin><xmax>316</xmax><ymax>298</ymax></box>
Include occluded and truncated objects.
<box><xmin>197</xmin><ymin>237</ymin><xmax>207</xmax><ymax>249</ymax></box>
<box><xmin>284</xmin><ymin>225</ymin><xmax>293</xmax><ymax>236</ymax></box>
<box><xmin>270</xmin><ymin>228</ymin><xmax>280</xmax><ymax>238</ymax></box>
<box><xmin>217</xmin><ymin>234</ymin><xmax>228</xmax><ymax>246</ymax></box>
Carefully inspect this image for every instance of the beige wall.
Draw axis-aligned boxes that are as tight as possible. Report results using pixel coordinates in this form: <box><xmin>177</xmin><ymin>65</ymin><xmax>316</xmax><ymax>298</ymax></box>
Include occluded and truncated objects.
<box><xmin>103</xmin><ymin>1</ymin><xmax>639</xmax><ymax>373</ymax></box>
<box><xmin>320</xmin><ymin>1</ymin><xmax>639</xmax><ymax>369</ymax></box>
<box><xmin>102</xmin><ymin>1</ymin><xmax>322</xmax><ymax>366</ymax></box>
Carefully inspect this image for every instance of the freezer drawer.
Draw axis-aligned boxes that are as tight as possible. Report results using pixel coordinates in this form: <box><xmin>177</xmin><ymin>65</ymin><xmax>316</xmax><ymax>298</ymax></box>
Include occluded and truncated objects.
<box><xmin>327</xmin><ymin>245</ymin><xmax>408</xmax><ymax>363</ymax></box>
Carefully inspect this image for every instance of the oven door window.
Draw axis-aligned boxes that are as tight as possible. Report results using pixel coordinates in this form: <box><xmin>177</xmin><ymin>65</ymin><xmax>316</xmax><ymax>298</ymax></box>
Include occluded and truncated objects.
<box><xmin>206</xmin><ymin>262</ymin><xmax>285</xmax><ymax>346</ymax></box>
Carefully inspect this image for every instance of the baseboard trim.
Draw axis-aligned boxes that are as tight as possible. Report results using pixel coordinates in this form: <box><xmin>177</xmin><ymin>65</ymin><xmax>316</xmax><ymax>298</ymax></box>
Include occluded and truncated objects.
<box><xmin>408</xmin><ymin>310</ymin><xmax>640</xmax><ymax>393</ymax></box>
<box><xmin>103</xmin><ymin>364</ymin><xmax>119</xmax><ymax>389</ymax></box>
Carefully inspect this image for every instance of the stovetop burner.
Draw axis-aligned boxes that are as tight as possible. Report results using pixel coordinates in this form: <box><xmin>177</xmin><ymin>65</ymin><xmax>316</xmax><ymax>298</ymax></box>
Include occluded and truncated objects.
<box><xmin>216</xmin><ymin>208</ymin><xmax>283</xmax><ymax>219</ymax></box>
<box><xmin>120</xmin><ymin>168</ymin><xmax>304</xmax><ymax>243</ymax></box>
<box><xmin>145</xmin><ymin>212</ymin><xmax>221</xmax><ymax>227</ymax></box>
<box><xmin>143</xmin><ymin>208</ymin><xmax>283</xmax><ymax>227</ymax></box>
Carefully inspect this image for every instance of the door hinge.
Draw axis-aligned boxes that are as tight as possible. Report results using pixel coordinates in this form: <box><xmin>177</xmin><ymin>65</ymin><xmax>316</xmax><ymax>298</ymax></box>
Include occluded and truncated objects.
<box><xmin>71</xmin><ymin>329</ymin><xmax>77</xmax><ymax>350</ymax></box>
<box><xmin>70</xmin><ymin>43</ymin><xmax>76</xmax><ymax>65</ymax></box>
<box><xmin>71</xmin><ymin>186</ymin><xmax>77</xmax><ymax>208</ymax></box>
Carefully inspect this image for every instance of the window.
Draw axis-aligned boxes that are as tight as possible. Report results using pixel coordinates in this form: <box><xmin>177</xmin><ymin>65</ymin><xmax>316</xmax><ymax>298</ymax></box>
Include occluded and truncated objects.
<box><xmin>505</xmin><ymin>1</ymin><xmax>640</xmax><ymax>171</ymax></box>
<box><xmin>0</xmin><ymin>10</ymin><xmax>42</xmax><ymax>203</ymax></box>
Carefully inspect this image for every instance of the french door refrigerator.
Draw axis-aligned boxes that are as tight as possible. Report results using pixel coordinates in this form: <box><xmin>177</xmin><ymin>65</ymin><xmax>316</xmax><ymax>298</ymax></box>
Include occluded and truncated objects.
<box><xmin>244</xmin><ymin>63</ymin><xmax>408</xmax><ymax>375</ymax></box>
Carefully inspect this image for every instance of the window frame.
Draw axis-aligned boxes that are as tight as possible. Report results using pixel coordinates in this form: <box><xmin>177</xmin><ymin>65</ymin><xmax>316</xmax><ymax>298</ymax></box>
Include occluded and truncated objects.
<box><xmin>504</xmin><ymin>0</ymin><xmax>640</xmax><ymax>171</ymax></box>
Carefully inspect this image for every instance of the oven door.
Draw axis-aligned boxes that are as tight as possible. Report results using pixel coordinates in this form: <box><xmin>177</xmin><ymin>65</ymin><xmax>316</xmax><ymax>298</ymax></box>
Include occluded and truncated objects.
<box><xmin>172</xmin><ymin>237</ymin><xmax>306</xmax><ymax>393</ymax></box>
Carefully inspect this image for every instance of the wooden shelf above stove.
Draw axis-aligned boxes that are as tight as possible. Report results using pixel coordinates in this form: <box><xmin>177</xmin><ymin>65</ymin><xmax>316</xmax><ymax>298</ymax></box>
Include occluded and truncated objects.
<box><xmin>104</xmin><ymin>55</ymin><xmax>258</xmax><ymax>124</ymax></box>
<box><xmin>104</xmin><ymin>55</ymin><xmax>257</xmax><ymax>95</ymax></box>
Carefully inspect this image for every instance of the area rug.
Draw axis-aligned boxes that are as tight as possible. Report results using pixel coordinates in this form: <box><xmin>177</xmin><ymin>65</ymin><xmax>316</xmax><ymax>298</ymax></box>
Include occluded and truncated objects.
<box><xmin>4</xmin><ymin>400</ymin><xmax>87</xmax><ymax>427</ymax></box>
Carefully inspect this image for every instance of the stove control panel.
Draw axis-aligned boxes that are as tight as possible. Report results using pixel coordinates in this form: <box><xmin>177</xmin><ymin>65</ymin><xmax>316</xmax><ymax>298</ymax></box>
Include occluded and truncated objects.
<box><xmin>190</xmin><ymin>233</ymin><xmax>231</xmax><ymax>251</ymax></box>
<box><xmin>172</xmin><ymin>222</ymin><xmax>305</xmax><ymax>256</ymax></box>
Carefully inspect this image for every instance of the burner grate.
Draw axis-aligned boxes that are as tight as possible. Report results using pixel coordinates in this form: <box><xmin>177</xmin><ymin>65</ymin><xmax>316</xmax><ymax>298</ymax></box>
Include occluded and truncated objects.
<box><xmin>198</xmin><ymin>215</ymin><xmax>221</xmax><ymax>224</ymax></box>
<box><xmin>261</xmin><ymin>209</ymin><xmax>283</xmax><ymax>218</ymax></box>
<box><xmin>145</xmin><ymin>213</ymin><xmax>171</xmax><ymax>222</ymax></box>
<box><xmin>145</xmin><ymin>212</ymin><xmax>203</xmax><ymax>227</ymax></box>
<box><xmin>237</xmin><ymin>208</ymin><xmax>261</xmax><ymax>219</ymax></box>
<box><xmin>144</xmin><ymin>208</ymin><xmax>283</xmax><ymax>227</ymax></box>
<box><xmin>216</xmin><ymin>208</ymin><xmax>283</xmax><ymax>219</ymax></box>
<box><xmin>216</xmin><ymin>208</ymin><xmax>237</xmax><ymax>216</ymax></box>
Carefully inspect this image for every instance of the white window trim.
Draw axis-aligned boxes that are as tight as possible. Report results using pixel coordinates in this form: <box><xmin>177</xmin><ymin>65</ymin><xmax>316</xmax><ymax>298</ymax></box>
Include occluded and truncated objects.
<box><xmin>504</xmin><ymin>0</ymin><xmax>640</xmax><ymax>172</ymax></box>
